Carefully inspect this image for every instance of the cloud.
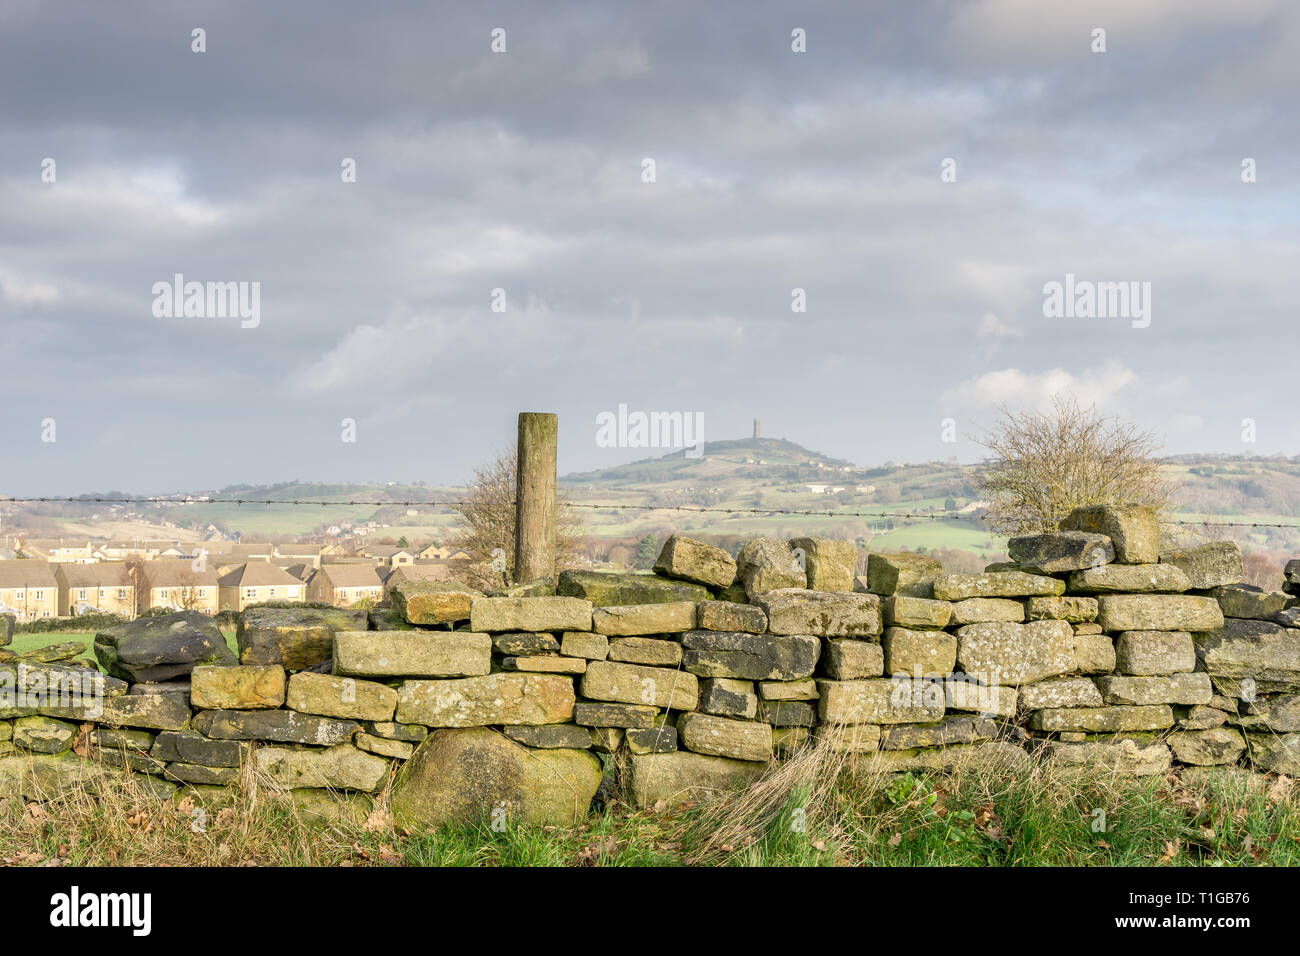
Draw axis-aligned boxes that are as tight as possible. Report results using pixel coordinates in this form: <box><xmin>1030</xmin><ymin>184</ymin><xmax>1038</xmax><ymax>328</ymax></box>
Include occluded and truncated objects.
<box><xmin>942</xmin><ymin>360</ymin><xmax>1140</xmax><ymax>410</ymax></box>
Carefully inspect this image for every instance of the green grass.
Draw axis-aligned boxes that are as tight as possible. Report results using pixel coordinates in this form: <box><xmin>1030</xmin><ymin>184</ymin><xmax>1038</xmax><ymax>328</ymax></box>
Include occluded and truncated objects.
<box><xmin>3</xmin><ymin>745</ymin><xmax>1298</xmax><ymax>867</ymax></box>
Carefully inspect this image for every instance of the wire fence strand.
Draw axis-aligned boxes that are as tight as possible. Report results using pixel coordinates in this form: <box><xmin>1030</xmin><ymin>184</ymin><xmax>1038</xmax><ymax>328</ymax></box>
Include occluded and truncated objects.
<box><xmin>1</xmin><ymin>496</ymin><xmax>1297</xmax><ymax>529</ymax></box>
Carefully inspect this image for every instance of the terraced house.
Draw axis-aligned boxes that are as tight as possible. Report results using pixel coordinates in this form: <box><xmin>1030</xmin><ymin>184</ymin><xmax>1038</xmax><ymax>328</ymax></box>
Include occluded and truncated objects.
<box><xmin>54</xmin><ymin>562</ymin><xmax>135</xmax><ymax>617</ymax></box>
<box><xmin>0</xmin><ymin>561</ymin><xmax>59</xmax><ymax>620</ymax></box>
<box><xmin>307</xmin><ymin>564</ymin><xmax>383</xmax><ymax>608</ymax></box>
<box><xmin>218</xmin><ymin>562</ymin><xmax>306</xmax><ymax>612</ymax></box>
<box><xmin>141</xmin><ymin>560</ymin><xmax>220</xmax><ymax>615</ymax></box>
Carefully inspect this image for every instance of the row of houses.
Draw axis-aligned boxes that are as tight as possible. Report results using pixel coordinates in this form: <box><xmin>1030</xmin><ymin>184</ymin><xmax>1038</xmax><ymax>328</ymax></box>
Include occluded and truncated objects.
<box><xmin>0</xmin><ymin>558</ymin><xmax>472</xmax><ymax>622</ymax></box>
<box><xmin>4</xmin><ymin>537</ymin><xmax>470</xmax><ymax>569</ymax></box>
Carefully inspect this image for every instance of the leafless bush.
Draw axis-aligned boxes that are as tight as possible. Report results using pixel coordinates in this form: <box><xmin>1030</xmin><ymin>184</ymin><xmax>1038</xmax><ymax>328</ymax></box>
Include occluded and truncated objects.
<box><xmin>975</xmin><ymin>396</ymin><xmax>1174</xmax><ymax>535</ymax></box>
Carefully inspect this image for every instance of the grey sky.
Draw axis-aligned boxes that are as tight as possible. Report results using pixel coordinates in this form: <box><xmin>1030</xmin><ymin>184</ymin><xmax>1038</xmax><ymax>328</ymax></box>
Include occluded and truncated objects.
<box><xmin>2</xmin><ymin>0</ymin><xmax>1297</xmax><ymax>495</ymax></box>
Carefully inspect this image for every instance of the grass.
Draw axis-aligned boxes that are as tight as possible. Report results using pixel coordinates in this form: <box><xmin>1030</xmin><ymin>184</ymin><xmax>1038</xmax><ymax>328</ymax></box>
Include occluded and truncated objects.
<box><xmin>2</xmin><ymin>739</ymin><xmax>1297</xmax><ymax>867</ymax></box>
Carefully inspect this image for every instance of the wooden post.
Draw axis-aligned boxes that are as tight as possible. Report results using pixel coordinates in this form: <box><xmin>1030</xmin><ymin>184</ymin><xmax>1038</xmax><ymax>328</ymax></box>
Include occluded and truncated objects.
<box><xmin>515</xmin><ymin>412</ymin><xmax>558</xmax><ymax>584</ymax></box>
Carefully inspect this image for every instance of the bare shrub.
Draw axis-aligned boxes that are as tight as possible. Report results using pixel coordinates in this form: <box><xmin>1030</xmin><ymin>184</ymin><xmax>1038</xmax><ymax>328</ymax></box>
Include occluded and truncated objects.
<box><xmin>975</xmin><ymin>396</ymin><xmax>1174</xmax><ymax>535</ymax></box>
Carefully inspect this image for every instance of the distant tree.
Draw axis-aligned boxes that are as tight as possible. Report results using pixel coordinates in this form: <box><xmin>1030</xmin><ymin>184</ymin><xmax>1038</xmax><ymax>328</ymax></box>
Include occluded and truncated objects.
<box><xmin>944</xmin><ymin>496</ymin><xmax>957</xmax><ymax>511</ymax></box>
<box><xmin>634</xmin><ymin>535</ymin><xmax>660</xmax><ymax>569</ymax></box>
<box><xmin>396</xmin><ymin>535</ymin><xmax>409</xmax><ymax>549</ymax></box>
<box><xmin>976</xmin><ymin>396</ymin><xmax>1173</xmax><ymax>535</ymax></box>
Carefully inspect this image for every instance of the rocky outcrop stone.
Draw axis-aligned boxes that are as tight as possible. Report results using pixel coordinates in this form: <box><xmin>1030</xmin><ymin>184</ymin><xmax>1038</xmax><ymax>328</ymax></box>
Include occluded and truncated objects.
<box><xmin>653</xmin><ymin>535</ymin><xmax>737</xmax><ymax>590</ymax></box>
<box><xmin>866</xmin><ymin>552</ymin><xmax>943</xmax><ymax>597</ymax></box>
<box><xmin>1159</xmin><ymin>542</ymin><xmax>1243</xmax><ymax>590</ymax></box>
<box><xmin>736</xmin><ymin>539</ymin><xmax>806</xmax><ymax>598</ymax></box>
<box><xmin>94</xmin><ymin>611</ymin><xmax>235</xmax><ymax>682</ymax></box>
<box><xmin>391</xmin><ymin>727</ymin><xmax>601</xmax><ymax>826</ymax></box>
<box><xmin>1008</xmin><ymin>532</ymin><xmax>1114</xmax><ymax>573</ymax></box>
<box><xmin>1060</xmin><ymin>504</ymin><xmax>1161</xmax><ymax>564</ymax></box>
<box><xmin>788</xmin><ymin>537</ymin><xmax>858</xmax><ymax>592</ymax></box>
<box><xmin>235</xmin><ymin>606</ymin><xmax>366</xmax><ymax>670</ymax></box>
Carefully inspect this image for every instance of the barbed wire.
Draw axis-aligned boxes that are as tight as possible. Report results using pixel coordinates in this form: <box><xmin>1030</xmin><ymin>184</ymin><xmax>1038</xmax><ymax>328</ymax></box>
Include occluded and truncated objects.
<box><xmin>1</xmin><ymin>495</ymin><xmax>1298</xmax><ymax>530</ymax></box>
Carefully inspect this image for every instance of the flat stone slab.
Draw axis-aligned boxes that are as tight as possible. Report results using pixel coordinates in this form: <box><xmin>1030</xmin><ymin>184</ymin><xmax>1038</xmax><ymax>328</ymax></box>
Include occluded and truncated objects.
<box><xmin>256</xmin><ymin>743</ymin><xmax>390</xmax><ymax>792</ymax></box>
<box><xmin>557</xmin><ymin>570</ymin><xmax>709</xmax><ymax>608</ymax></box>
<box><xmin>755</xmin><ymin>589</ymin><xmax>881</xmax><ymax>637</ymax></box>
<box><xmin>1029</xmin><ymin>705</ymin><xmax>1174</xmax><ymax>732</ymax></box>
<box><xmin>397</xmin><ymin>673</ymin><xmax>576</xmax><ymax>727</ymax></box>
<box><xmin>287</xmin><ymin>671</ymin><xmax>398</xmax><ymax>722</ymax></box>
<box><xmin>580</xmin><ymin>661</ymin><xmax>698</xmax><ymax>711</ymax></box>
<box><xmin>469</xmin><ymin>596</ymin><xmax>593</xmax><ymax>633</ymax></box>
<box><xmin>333</xmin><ymin>631</ymin><xmax>492</xmax><ymax>678</ymax></box>
<box><xmin>816</xmin><ymin>678</ymin><xmax>945</xmax><ymax>725</ymax></box>
<box><xmin>236</xmin><ymin>606</ymin><xmax>366</xmax><ymax>670</ymax></box>
<box><xmin>955</xmin><ymin>620</ymin><xmax>1075</xmax><ymax>686</ymax></box>
<box><xmin>1095</xmin><ymin>673</ymin><xmax>1213</xmax><ymax>706</ymax></box>
<box><xmin>95</xmin><ymin>611</ymin><xmax>235</xmax><ymax>682</ymax></box>
<box><xmin>1096</xmin><ymin>594</ymin><xmax>1223</xmax><ymax>632</ymax></box>
<box><xmin>193</xmin><ymin>708</ymin><xmax>360</xmax><ymax>745</ymax></box>
<box><xmin>1068</xmin><ymin>564</ymin><xmax>1190</xmax><ymax>593</ymax></box>
<box><xmin>190</xmin><ymin>664</ymin><xmax>285</xmax><ymax>710</ymax></box>
<box><xmin>696</xmin><ymin>601</ymin><xmax>767</xmax><ymax>634</ymax></box>
<box><xmin>933</xmin><ymin>572</ymin><xmax>1065</xmax><ymax>601</ymax></box>
<box><xmin>593</xmin><ymin>602</ymin><xmax>698</xmax><ymax>636</ymax></box>
<box><xmin>677</xmin><ymin>712</ymin><xmax>773</xmax><ymax>762</ymax></box>
<box><xmin>820</xmin><ymin>639</ymin><xmax>884</xmax><ymax>680</ymax></box>
<box><xmin>391</xmin><ymin>581</ymin><xmax>480</xmax><ymax>625</ymax></box>
<box><xmin>681</xmin><ymin>631</ymin><xmax>819</xmax><ymax>681</ymax></box>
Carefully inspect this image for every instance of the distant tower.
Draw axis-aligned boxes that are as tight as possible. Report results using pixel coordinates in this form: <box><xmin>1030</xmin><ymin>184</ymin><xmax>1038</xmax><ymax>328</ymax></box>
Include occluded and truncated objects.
<box><xmin>753</xmin><ymin>419</ymin><xmax>760</xmax><ymax>439</ymax></box>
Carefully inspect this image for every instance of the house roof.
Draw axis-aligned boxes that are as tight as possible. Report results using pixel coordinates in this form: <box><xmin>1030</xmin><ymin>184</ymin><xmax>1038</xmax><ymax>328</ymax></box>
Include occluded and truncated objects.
<box><xmin>218</xmin><ymin>562</ymin><xmax>302</xmax><ymax>588</ymax></box>
<box><xmin>143</xmin><ymin>560</ymin><xmax>220</xmax><ymax>587</ymax></box>
<box><xmin>0</xmin><ymin>561</ymin><xmax>59</xmax><ymax>588</ymax></box>
<box><xmin>56</xmin><ymin>563</ymin><xmax>132</xmax><ymax>588</ymax></box>
<box><xmin>320</xmin><ymin>565</ymin><xmax>382</xmax><ymax>588</ymax></box>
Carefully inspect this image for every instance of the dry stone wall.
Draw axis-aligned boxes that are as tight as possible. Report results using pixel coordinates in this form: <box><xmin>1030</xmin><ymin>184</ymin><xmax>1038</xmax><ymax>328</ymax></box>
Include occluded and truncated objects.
<box><xmin>3</xmin><ymin>505</ymin><xmax>1298</xmax><ymax>827</ymax></box>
